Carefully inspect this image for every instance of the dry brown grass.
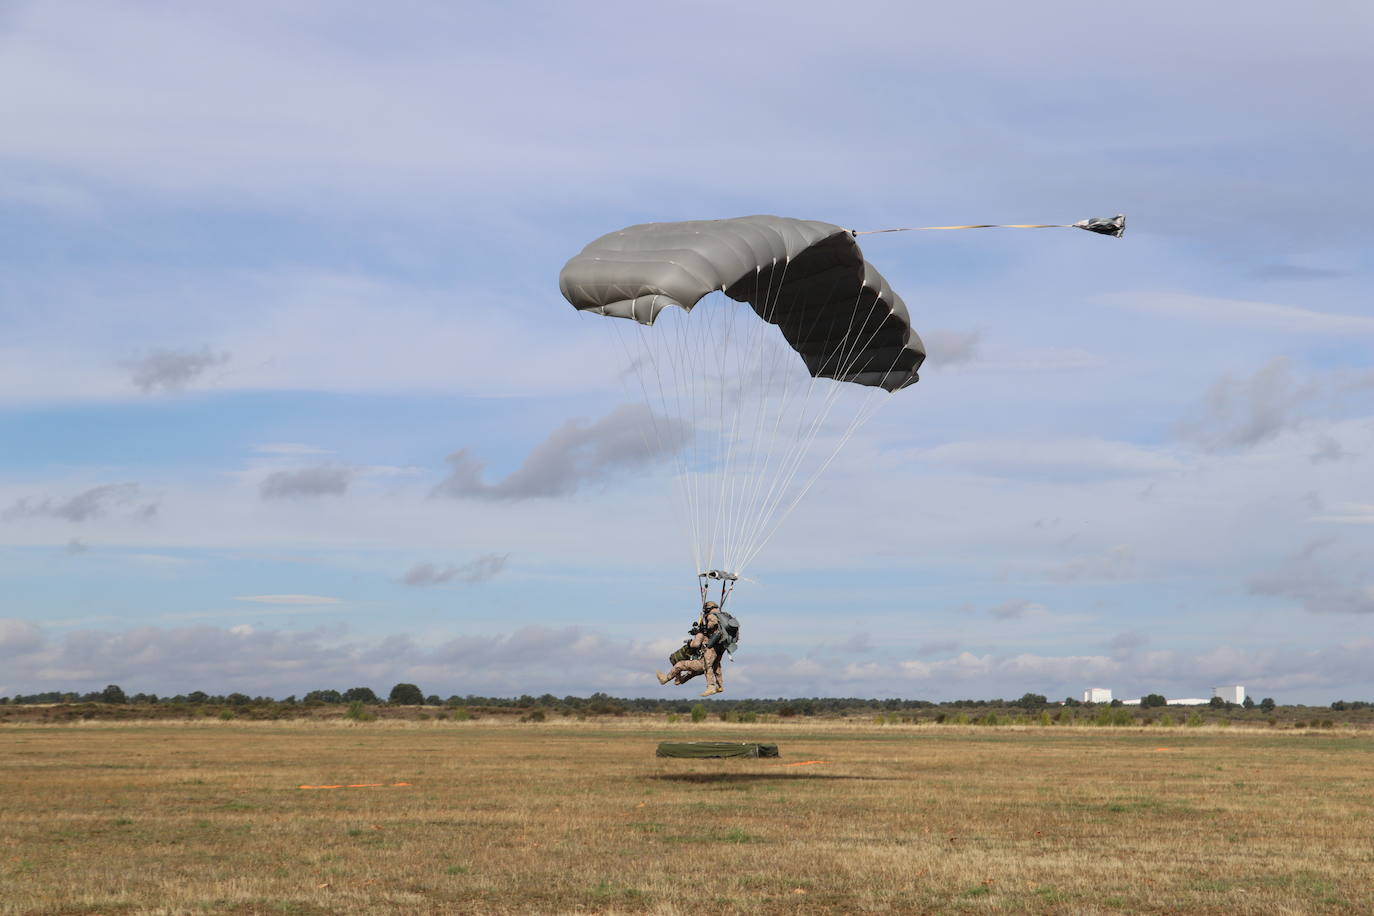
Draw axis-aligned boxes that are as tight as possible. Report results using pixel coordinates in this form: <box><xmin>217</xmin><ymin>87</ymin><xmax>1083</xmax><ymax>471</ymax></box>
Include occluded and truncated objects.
<box><xmin>2</xmin><ymin>718</ymin><xmax>1372</xmax><ymax>914</ymax></box>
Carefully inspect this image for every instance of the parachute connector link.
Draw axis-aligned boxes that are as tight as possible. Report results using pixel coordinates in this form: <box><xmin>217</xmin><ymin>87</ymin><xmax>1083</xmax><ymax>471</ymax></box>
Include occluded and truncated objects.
<box><xmin>699</xmin><ymin>569</ymin><xmax>738</xmax><ymax>582</ymax></box>
<box><xmin>698</xmin><ymin>570</ymin><xmax>739</xmax><ymax>609</ymax></box>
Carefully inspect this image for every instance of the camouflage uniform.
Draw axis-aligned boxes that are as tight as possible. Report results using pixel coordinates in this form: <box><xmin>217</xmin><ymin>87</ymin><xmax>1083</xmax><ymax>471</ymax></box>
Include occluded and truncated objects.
<box><xmin>667</xmin><ymin>632</ymin><xmax>708</xmax><ymax>683</ymax></box>
<box><xmin>698</xmin><ymin>608</ymin><xmax>723</xmax><ymax>693</ymax></box>
<box><xmin>661</xmin><ymin>606</ymin><xmax>721</xmax><ymax>687</ymax></box>
<box><xmin>703</xmin><ymin>644</ymin><xmax>723</xmax><ymax>692</ymax></box>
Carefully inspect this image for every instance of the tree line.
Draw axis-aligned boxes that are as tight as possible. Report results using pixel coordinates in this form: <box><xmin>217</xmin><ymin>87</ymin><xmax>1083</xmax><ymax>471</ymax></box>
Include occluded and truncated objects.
<box><xmin>0</xmin><ymin>687</ymin><xmax>1346</xmax><ymax>713</ymax></box>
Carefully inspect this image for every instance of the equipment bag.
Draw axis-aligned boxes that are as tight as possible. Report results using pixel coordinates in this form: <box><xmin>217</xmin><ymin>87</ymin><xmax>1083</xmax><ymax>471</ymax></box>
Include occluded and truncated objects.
<box><xmin>713</xmin><ymin>610</ymin><xmax>741</xmax><ymax>657</ymax></box>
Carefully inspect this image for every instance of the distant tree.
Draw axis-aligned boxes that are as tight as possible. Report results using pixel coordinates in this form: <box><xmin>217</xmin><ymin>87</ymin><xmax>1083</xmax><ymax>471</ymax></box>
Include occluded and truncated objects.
<box><xmin>226</xmin><ymin>693</ymin><xmax>251</xmax><ymax>706</ymax></box>
<box><xmin>388</xmin><ymin>683</ymin><xmax>424</xmax><ymax>705</ymax></box>
<box><xmin>690</xmin><ymin>703</ymin><xmax>707</xmax><ymax>723</ymax></box>
<box><xmin>99</xmin><ymin>684</ymin><xmax>127</xmax><ymax>704</ymax></box>
<box><xmin>1014</xmin><ymin>693</ymin><xmax>1049</xmax><ymax>710</ymax></box>
<box><xmin>187</xmin><ymin>691</ymin><xmax>209</xmax><ymax>704</ymax></box>
<box><xmin>342</xmin><ymin>687</ymin><xmax>378</xmax><ymax>703</ymax></box>
<box><xmin>1242</xmin><ymin>696</ymin><xmax>1255</xmax><ymax>709</ymax></box>
<box><xmin>304</xmin><ymin>689</ymin><xmax>343</xmax><ymax>704</ymax></box>
<box><xmin>1109</xmin><ymin>699</ymin><xmax>1123</xmax><ymax>707</ymax></box>
<box><xmin>1209</xmin><ymin>696</ymin><xmax>1227</xmax><ymax>708</ymax></box>
<box><xmin>1063</xmin><ymin>697</ymin><xmax>1082</xmax><ymax>707</ymax></box>
<box><xmin>1141</xmin><ymin>694</ymin><xmax>1168</xmax><ymax>708</ymax></box>
<box><xmin>1259</xmin><ymin>697</ymin><xmax>1276</xmax><ymax>712</ymax></box>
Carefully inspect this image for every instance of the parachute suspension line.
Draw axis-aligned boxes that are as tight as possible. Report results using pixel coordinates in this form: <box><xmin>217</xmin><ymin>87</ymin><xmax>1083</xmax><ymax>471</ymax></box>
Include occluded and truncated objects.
<box><xmin>727</xmin><ymin>262</ymin><xmax>799</xmax><ymax>576</ymax></box>
<box><xmin>724</xmin><ymin>255</ymin><xmax>793</xmax><ymax>575</ymax></box>
<box><xmin>561</xmin><ymin>216</ymin><xmax>930</xmax><ymax>594</ymax></box>
<box><xmin>734</xmin><ymin>280</ymin><xmax>905</xmax><ymax>574</ymax></box>
<box><xmin>730</xmin><ymin>262</ymin><xmax>833</xmax><ymax>575</ymax></box>
<box><xmin>661</xmin><ymin>301</ymin><xmax>702</xmax><ymax>578</ymax></box>
<box><xmin>739</xmin><ymin>374</ymin><xmax>896</xmax><ymax>573</ymax></box>
<box><xmin>857</xmin><ymin>223</ymin><xmax>1067</xmax><ymax>234</ymax></box>
<box><xmin>597</xmin><ymin>243</ymin><xmax>918</xmax><ymax>586</ymax></box>
<box><xmin>608</xmin><ymin>311</ymin><xmax>699</xmax><ymax>577</ymax></box>
<box><xmin>720</xmin><ymin>259</ymin><xmax>786</xmax><ymax>574</ymax></box>
<box><xmin>666</xmin><ymin>291</ymin><xmax>715</xmax><ymax>581</ymax></box>
<box><xmin>734</xmin><ymin>283</ymin><xmax>878</xmax><ymax>571</ymax></box>
<box><xmin>704</xmin><ymin>281</ymin><xmax>731</xmax><ymax>575</ymax></box>
<box><xmin>732</xmin><ymin>271</ymin><xmax>847</xmax><ymax>573</ymax></box>
<box><xmin>679</xmin><ymin>294</ymin><xmax>708</xmax><ymax>579</ymax></box>
<box><xmin>749</xmin><ymin>286</ymin><xmax>916</xmax><ymax>566</ymax></box>
<box><xmin>736</xmin><ymin>317</ymin><xmax>912</xmax><ymax>574</ymax></box>
<box><xmin>725</xmin><ymin>292</ymin><xmax>839</xmax><ymax>577</ymax></box>
<box><xmin>672</xmin><ymin>295</ymin><xmax>708</xmax><ymax>578</ymax></box>
<box><xmin>712</xmin><ymin>261</ymin><xmax>770</xmax><ymax>577</ymax></box>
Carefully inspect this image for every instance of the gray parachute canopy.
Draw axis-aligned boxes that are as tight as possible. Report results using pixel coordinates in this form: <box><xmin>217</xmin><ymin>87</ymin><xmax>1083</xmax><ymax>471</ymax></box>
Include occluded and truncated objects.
<box><xmin>559</xmin><ymin>215</ymin><xmax>925</xmax><ymax>392</ymax></box>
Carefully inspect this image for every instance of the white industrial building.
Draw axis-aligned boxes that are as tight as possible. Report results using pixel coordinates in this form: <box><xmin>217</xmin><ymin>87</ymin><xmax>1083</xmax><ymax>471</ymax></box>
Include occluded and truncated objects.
<box><xmin>1121</xmin><ymin>697</ymin><xmax>1209</xmax><ymax>706</ymax></box>
<box><xmin>1084</xmin><ymin>685</ymin><xmax>1245</xmax><ymax>706</ymax></box>
<box><xmin>1214</xmin><ymin>685</ymin><xmax>1246</xmax><ymax>704</ymax></box>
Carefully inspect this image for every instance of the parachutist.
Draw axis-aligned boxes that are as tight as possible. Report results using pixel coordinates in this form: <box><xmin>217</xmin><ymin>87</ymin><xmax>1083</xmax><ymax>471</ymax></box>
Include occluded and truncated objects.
<box><xmin>655</xmin><ymin>600</ymin><xmax>740</xmax><ymax>695</ymax></box>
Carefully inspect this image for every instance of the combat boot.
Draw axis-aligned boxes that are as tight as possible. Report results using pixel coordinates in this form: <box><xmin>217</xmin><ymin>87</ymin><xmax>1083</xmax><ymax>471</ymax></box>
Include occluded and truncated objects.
<box><xmin>655</xmin><ymin>671</ymin><xmax>671</xmax><ymax>685</ymax></box>
<box><xmin>699</xmin><ymin>685</ymin><xmax>721</xmax><ymax>697</ymax></box>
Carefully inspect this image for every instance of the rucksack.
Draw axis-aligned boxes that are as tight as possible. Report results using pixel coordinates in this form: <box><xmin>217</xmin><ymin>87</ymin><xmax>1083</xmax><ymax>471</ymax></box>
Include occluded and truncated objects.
<box><xmin>711</xmin><ymin>610</ymin><xmax>741</xmax><ymax>658</ymax></box>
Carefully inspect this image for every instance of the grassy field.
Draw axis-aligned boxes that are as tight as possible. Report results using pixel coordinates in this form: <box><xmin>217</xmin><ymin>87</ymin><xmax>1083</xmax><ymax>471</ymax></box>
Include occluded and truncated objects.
<box><xmin>3</xmin><ymin>719</ymin><xmax>1373</xmax><ymax>914</ymax></box>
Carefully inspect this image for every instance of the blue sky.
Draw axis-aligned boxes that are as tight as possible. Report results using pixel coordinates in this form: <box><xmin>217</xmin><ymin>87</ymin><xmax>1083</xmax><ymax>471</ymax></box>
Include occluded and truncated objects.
<box><xmin>2</xmin><ymin>1</ymin><xmax>1372</xmax><ymax>702</ymax></box>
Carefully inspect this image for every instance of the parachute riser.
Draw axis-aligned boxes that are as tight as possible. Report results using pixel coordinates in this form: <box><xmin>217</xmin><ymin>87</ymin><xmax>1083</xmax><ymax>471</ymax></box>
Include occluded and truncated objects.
<box><xmin>698</xmin><ymin>569</ymin><xmax>738</xmax><ymax>609</ymax></box>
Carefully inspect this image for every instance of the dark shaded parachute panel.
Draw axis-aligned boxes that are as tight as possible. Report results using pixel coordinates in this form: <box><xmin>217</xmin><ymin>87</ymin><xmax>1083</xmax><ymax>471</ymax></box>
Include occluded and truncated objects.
<box><xmin>559</xmin><ymin>215</ymin><xmax>925</xmax><ymax>392</ymax></box>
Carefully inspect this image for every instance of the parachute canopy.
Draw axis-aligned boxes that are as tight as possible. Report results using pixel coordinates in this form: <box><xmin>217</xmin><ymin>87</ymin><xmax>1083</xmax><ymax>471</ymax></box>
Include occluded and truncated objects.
<box><xmin>559</xmin><ymin>215</ymin><xmax>926</xmax><ymax>392</ymax></box>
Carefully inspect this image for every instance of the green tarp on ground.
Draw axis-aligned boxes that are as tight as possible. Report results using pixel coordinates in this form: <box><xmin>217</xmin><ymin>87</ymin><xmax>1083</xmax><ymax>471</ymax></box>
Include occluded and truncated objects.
<box><xmin>656</xmin><ymin>742</ymin><xmax>780</xmax><ymax>758</ymax></box>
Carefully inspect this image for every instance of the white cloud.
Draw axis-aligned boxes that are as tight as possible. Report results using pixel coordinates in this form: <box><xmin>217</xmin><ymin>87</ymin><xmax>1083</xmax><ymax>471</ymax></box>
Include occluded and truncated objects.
<box><xmin>121</xmin><ymin>345</ymin><xmax>229</xmax><ymax>393</ymax></box>
<box><xmin>920</xmin><ymin>328</ymin><xmax>981</xmax><ymax>368</ymax></box>
<box><xmin>433</xmin><ymin>405</ymin><xmax>690</xmax><ymax>501</ymax></box>
<box><xmin>4</xmin><ymin>484</ymin><xmax>156</xmax><ymax>523</ymax></box>
<box><xmin>402</xmin><ymin>554</ymin><xmax>509</xmax><ymax>587</ymax></box>
<box><xmin>0</xmin><ymin>619</ymin><xmax>45</xmax><ymax>655</ymax></box>
<box><xmin>1104</xmin><ymin>292</ymin><xmax>1374</xmax><ymax>336</ymax></box>
<box><xmin>259</xmin><ymin>467</ymin><xmax>353</xmax><ymax>500</ymax></box>
<box><xmin>1048</xmin><ymin>545</ymin><xmax>1136</xmax><ymax>583</ymax></box>
<box><xmin>1248</xmin><ymin>540</ymin><xmax>1374</xmax><ymax>615</ymax></box>
<box><xmin>253</xmin><ymin>443</ymin><xmax>333</xmax><ymax>456</ymax></box>
<box><xmin>1313</xmin><ymin>504</ymin><xmax>1374</xmax><ymax>525</ymax></box>
<box><xmin>916</xmin><ymin>438</ymin><xmax>1182</xmax><ymax>480</ymax></box>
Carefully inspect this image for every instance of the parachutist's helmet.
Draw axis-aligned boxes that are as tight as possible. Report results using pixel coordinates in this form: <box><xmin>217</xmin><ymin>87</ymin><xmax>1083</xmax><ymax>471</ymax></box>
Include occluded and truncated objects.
<box><xmin>703</xmin><ymin>601</ymin><xmax>719</xmax><ymax>611</ymax></box>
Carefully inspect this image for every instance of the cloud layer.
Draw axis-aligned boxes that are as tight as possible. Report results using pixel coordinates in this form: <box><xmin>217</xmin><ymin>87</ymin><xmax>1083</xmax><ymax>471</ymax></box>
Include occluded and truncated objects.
<box><xmin>3</xmin><ymin>619</ymin><xmax>1372</xmax><ymax>703</ymax></box>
